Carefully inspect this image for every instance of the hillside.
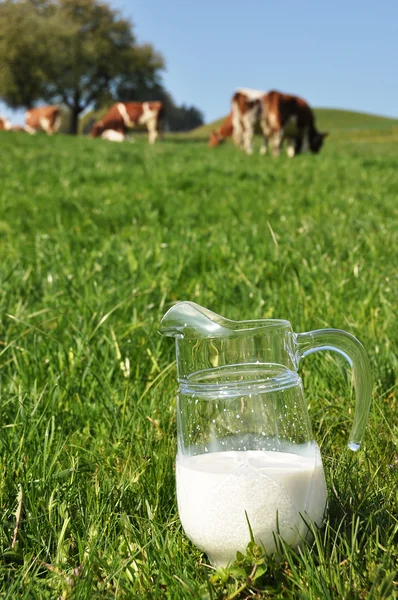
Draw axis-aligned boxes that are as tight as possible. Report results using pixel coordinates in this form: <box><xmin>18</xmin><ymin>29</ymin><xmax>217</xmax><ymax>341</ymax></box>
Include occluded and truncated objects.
<box><xmin>190</xmin><ymin>108</ymin><xmax>398</xmax><ymax>142</ymax></box>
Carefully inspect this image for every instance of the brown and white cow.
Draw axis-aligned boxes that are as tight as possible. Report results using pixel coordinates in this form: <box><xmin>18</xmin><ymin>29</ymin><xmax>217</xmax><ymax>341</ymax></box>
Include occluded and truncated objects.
<box><xmin>0</xmin><ymin>117</ymin><xmax>11</xmax><ymax>131</ymax></box>
<box><xmin>209</xmin><ymin>89</ymin><xmax>265</xmax><ymax>154</ymax></box>
<box><xmin>209</xmin><ymin>114</ymin><xmax>234</xmax><ymax>147</ymax></box>
<box><xmin>25</xmin><ymin>106</ymin><xmax>62</xmax><ymax>135</ymax></box>
<box><xmin>231</xmin><ymin>88</ymin><xmax>265</xmax><ymax>154</ymax></box>
<box><xmin>261</xmin><ymin>91</ymin><xmax>328</xmax><ymax>157</ymax></box>
<box><xmin>209</xmin><ymin>105</ymin><xmax>267</xmax><ymax>154</ymax></box>
<box><xmin>90</xmin><ymin>102</ymin><xmax>164</xmax><ymax>144</ymax></box>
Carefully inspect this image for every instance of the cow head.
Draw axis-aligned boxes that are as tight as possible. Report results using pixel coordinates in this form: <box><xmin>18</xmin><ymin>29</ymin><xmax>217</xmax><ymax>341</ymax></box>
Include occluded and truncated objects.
<box><xmin>90</xmin><ymin>121</ymin><xmax>105</xmax><ymax>138</ymax></box>
<box><xmin>310</xmin><ymin>131</ymin><xmax>328</xmax><ymax>153</ymax></box>
<box><xmin>209</xmin><ymin>130</ymin><xmax>224</xmax><ymax>147</ymax></box>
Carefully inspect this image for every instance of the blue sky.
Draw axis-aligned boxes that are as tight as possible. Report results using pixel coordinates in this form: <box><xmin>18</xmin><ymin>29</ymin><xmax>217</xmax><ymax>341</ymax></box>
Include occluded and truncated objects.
<box><xmin>2</xmin><ymin>0</ymin><xmax>397</xmax><ymax>125</ymax></box>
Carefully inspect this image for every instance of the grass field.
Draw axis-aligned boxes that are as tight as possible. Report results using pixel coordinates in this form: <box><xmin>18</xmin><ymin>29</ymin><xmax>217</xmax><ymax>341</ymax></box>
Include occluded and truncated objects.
<box><xmin>0</xmin><ymin>125</ymin><xmax>397</xmax><ymax>598</ymax></box>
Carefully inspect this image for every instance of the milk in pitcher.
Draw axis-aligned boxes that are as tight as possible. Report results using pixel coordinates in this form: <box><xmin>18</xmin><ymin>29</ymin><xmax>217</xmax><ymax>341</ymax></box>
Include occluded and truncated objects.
<box><xmin>176</xmin><ymin>444</ymin><xmax>327</xmax><ymax>567</ymax></box>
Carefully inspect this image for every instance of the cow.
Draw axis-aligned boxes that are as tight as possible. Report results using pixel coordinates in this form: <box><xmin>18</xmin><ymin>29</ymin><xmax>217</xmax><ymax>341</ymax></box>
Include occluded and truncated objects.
<box><xmin>231</xmin><ymin>88</ymin><xmax>265</xmax><ymax>155</ymax></box>
<box><xmin>90</xmin><ymin>102</ymin><xmax>164</xmax><ymax>144</ymax></box>
<box><xmin>261</xmin><ymin>91</ymin><xmax>328</xmax><ymax>157</ymax></box>
<box><xmin>209</xmin><ymin>114</ymin><xmax>233</xmax><ymax>147</ymax></box>
<box><xmin>25</xmin><ymin>106</ymin><xmax>61</xmax><ymax>135</ymax></box>
<box><xmin>209</xmin><ymin>107</ymin><xmax>268</xmax><ymax>154</ymax></box>
<box><xmin>0</xmin><ymin>117</ymin><xmax>11</xmax><ymax>130</ymax></box>
<box><xmin>209</xmin><ymin>89</ymin><xmax>265</xmax><ymax>154</ymax></box>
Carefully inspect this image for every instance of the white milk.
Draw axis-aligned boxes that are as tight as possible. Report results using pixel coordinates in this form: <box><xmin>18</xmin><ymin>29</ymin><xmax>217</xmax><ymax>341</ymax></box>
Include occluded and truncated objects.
<box><xmin>176</xmin><ymin>447</ymin><xmax>327</xmax><ymax>566</ymax></box>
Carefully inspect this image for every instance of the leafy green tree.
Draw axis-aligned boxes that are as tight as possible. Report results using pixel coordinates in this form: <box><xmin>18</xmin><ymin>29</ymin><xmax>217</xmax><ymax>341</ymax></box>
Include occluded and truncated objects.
<box><xmin>166</xmin><ymin>103</ymin><xmax>204</xmax><ymax>132</ymax></box>
<box><xmin>0</xmin><ymin>1</ymin><xmax>57</xmax><ymax>108</ymax></box>
<box><xmin>0</xmin><ymin>0</ymin><xmax>165</xmax><ymax>133</ymax></box>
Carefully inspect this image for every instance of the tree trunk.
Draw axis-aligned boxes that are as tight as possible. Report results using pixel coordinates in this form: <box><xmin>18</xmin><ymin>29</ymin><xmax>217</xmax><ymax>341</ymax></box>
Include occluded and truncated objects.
<box><xmin>69</xmin><ymin>105</ymin><xmax>81</xmax><ymax>135</ymax></box>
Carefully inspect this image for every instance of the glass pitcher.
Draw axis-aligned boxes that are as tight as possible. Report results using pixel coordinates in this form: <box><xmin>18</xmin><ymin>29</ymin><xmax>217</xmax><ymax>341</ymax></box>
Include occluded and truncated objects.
<box><xmin>159</xmin><ymin>302</ymin><xmax>372</xmax><ymax>567</ymax></box>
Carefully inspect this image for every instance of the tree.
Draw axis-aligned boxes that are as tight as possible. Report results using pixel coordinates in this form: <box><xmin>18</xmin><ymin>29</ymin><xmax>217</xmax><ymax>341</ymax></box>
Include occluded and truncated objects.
<box><xmin>166</xmin><ymin>104</ymin><xmax>204</xmax><ymax>132</ymax></box>
<box><xmin>0</xmin><ymin>2</ymin><xmax>57</xmax><ymax>108</ymax></box>
<box><xmin>0</xmin><ymin>0</ymin><xmax>165</xmax><ymax>133</ymax></box>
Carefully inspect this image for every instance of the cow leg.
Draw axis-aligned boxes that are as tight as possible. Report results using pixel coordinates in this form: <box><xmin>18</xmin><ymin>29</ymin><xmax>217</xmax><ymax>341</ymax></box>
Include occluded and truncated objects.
<box><xmin>231</xmin><ymin>110</ymin><xmax>243</xmax><ymax>148</ymax></box>
<box><xmin>260</xmin><ymin>138</ymin><xmax>268</xmax><ymax>155</ymax></box>
<box><xmin>270</xmin><ymin>129</ymin><xmax>283</xmax><ymax>157</ymax></box>
<box><xmin>293</xmin><ymin>128</ymin><xmax>308</xmax><ymax>155</ymax></box>
<box><xmin>295</xmin><ymin>128</ymin><xmax>309</xmax><ymax>154</ymax></box>
<box><xmin>241</xmin><ymin>114</ymin><xmax>255</xmax><ymax>155</ymax></box>
<box><xmin>147</xmin><ymin>118</ymin><xmax>158</xmax><ymax>144</ymax></box>
<box><xmin>242</xmin><ymin>128</ymin><xmax>254</xmax><ymax>155</ymax></box>
<box><xmin>259</xmin><ymin>125</ymin><xmax>268</xmax><ymax>155</ymax></box>
<box><xmin>259</xmin><ymin>131</ymin><xmax>268</xmax><ymax>155</ymax></box>
<box><xmin>39</xmin><ymin>117</ymin><xmax>52</xmax><ymax>134</ymax></box>
<box><xmin>238</xmin><ymin>123</ymin><xmax>246</xmax><ymax>150</ymax></box>
<box><xmin>233</xmin><ymin>128</ymin><xmax>244</xmax><ymax>148</ymax></box>
<box><xmin>149</xmin><ymin>130</ymin><xmax>158</xmax><ymax>144</ymax></box>
<box><xmin>259</xmin><ymin>117</ymin><xmax>270</xmax><ymax>155</ymax></box>
<box><xmin>286</xmin><ymin>138</ymin><xmax>296</xmax><ymax>158</ymax></box>
<box><xmin>52</xmin><ymin>114</ymin><xmax>62</xmax><ymax>134</ymax></box>
<box><xmin>24</xmin><ymin>125</ymin><xmax>36</xmax><ymax>135</ymax></box>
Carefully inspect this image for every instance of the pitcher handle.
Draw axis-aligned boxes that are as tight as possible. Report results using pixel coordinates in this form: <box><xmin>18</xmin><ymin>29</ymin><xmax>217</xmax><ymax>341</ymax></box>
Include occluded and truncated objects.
<box><xmin>296</xmin><ymin>329</ymin><xmax>372</xmax><ymax>451</ymax></box>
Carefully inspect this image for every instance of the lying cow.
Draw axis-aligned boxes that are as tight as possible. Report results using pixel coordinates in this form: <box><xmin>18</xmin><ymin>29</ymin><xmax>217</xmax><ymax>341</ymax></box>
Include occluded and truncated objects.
<box><xmin>0</xmin><ymin>117</ymin><xmax>11</xmax><ymax>130</ymax></box>
<box><xmin>90</xmin><ymin>102</ymin><xmax>164</xmax><ymax>144</ymax></box>
<box><xmin>261</xmin><ymin>91</ymin><xmax>328</xmax><ymax>157</ymax></box>
<box><xmin>25</xmin><ymin>106</ymin><xmax>62</xmax><ymax>135</ymax></box>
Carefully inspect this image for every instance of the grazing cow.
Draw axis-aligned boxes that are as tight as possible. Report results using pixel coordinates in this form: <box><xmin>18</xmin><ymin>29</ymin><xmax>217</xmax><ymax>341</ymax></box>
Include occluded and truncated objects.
<box><xmin>209</xmin><ymin>89</ymin><xmax>268</xmax><ymax>154</ymax></box>
<box><xmin>25</xmin><ymin>106</ymin><xmax>61</xmax><ymax>135</ymax></box>
<box><xmin>100</xmin><ymin>129</ymin><xmax>125</xmax><ymax>142</ymax></box>
<box><xmin>0</xmin><ymin>117</ymin><xmax>11</xmax><ymax>130</ymax></box>
<box><xmin>261</xmin><ymin>91</ymin><xmax>328</xmax><ymax>157</ymax></box>
<box><xmin>209</xmin><ymin>109</ymin><xmax>266</xmax><ymax>152</ymax></box>
<box><xmin>209</xmin><ymin>114</ymin><xmax>233</xmax><ymax>147</ymax></box>
<box><xmin>90</xmin><ymin>102</ymin><xmax>164</xmax><ymax>144</ymax></box>
<box><xmin>231</xmin><ymin>88</ymin><xmax>265</xmax><ymax>154</ymax></box>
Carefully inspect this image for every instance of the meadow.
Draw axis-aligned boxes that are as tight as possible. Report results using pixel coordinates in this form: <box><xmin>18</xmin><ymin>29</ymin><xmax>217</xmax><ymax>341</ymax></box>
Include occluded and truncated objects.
<box><xmin>0</xmin><ymin>120</ymin><xmax>397</xmax><ymax>598</ymax></box>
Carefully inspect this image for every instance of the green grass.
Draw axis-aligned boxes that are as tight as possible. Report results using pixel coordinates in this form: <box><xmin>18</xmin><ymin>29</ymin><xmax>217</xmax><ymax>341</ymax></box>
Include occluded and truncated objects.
<box><xmin>0</xmin><ymin>130</ymin><xmax>397</xmax><ymax>598</ymax></box>
<box><xmin>191</xmin><ymin>108</ymin><xmax>398</xmax><ymax>143</ymax></box>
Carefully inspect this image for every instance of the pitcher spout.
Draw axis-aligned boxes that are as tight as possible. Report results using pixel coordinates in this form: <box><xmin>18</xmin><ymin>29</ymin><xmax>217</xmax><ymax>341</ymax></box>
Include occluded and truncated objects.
<box><xmin>158</xmin><ymin>302</ymin><xmax>237</xmax><ymax>339</ymax></box>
